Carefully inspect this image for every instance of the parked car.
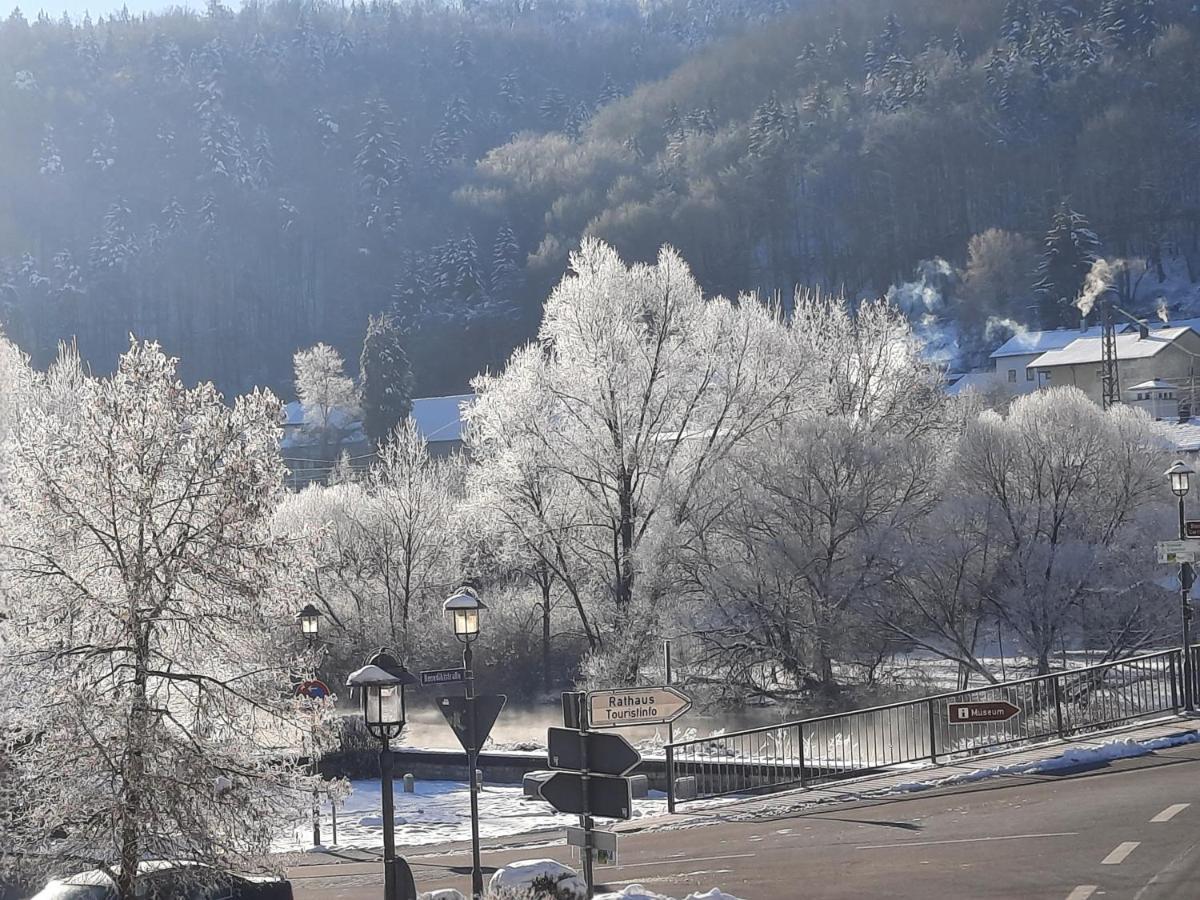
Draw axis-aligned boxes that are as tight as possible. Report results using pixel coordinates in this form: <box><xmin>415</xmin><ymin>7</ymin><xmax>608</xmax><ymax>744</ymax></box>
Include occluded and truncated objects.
<box><xmin>28</xmin><ymin>862</ymin><xmax>293</xmax><ymax>900</ymax></box>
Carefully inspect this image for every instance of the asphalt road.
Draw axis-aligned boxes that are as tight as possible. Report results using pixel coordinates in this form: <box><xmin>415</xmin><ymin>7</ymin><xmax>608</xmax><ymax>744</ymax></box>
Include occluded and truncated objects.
<box><xmin>289</xmin><ymin>740</ymin><xmax>1200</xmax><ymax>899</ymax></box>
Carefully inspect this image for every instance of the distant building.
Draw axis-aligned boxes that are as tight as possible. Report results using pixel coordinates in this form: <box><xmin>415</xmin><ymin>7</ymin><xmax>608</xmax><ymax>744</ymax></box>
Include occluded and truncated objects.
<box><xmin>1030</xmin><ymin>326</ymin><xmax>1200</xmax><ymax>408</ymax></box>
<box><xmin>410</xmin><ymin>393</ymin><xmax>475</xmax><ymax>457</ymax></box>
<box><xmin>988</xmin><ymin>325</ymin><xmax>1124</xmax><ymax>393</ymax></box>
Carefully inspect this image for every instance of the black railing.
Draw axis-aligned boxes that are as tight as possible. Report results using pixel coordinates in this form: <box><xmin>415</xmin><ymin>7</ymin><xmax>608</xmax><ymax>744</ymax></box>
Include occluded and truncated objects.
<box><xmin>666</xmin><ymin>648</ymin><xmax>1183</xmax><ymax>809</ymax></box>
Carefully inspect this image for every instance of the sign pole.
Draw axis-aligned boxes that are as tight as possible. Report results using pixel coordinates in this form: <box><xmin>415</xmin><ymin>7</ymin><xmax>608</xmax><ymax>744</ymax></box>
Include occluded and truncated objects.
<box><xmin>574</xmin><ymin>692</ymin><xmax>595</xmax><ymax>899</ymax></box>
<box><xmin>664</xmin><ymin>641</ymin><xmax>677</xmax><ymax>814</ymax></box>
<box><xmin>1180</xmin><ymin>496</ymin><xmax>1195</xmax><ymax>711</ymax></box>
<box><xmin>465</xmin><ymin>644</ymin><xmax>483</xmax><ymax>898</ymax></box>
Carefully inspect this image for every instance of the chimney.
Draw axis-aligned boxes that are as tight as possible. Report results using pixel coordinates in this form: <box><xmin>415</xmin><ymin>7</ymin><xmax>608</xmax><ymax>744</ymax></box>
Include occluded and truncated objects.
<box><xmin>1138</xmin><ymin>323</ymin><xmax>1150</xmax><ymax>340</ymax></box>
<box><xmin>1079</xmin><ymin>317</ymin><xmax>1088</xmax><ymax>333</ymax></box>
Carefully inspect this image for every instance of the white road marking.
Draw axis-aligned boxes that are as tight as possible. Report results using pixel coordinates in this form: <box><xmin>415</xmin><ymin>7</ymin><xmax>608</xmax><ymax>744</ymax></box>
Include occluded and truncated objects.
<box><xmin>1065</xmin><ymin>887</ymin><xmax>1097</xmax><ymax>900</ymax></box>
<box><xmin>854</xmin><ymin>832</ymin><xmax>1077</xmax><ymax>850</ymax></box>
<box><xmin>1151</xmin><ymin>803</ymin><xmax>1190</xmax><ymax>823</ymax></box>
<box><xmin>612</xmin><ymin>853</ymin><xmax>756</xmax><ymax>870</ymax></box>
<box><xmin>1102</xmin><ymin>841</ymin><xmax>1140</xmax><ymax>865</ymax></box>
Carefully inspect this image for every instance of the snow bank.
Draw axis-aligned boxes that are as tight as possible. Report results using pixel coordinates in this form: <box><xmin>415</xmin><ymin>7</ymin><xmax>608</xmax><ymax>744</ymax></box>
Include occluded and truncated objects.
<box><xmin>488</xmin><ymin>859</ymin><xmax>587</xmax><ymax>899</ymax></box>
<box><xmin>595</xmin><ymin>887</ymin><xmax>743</xmax><ymax>900</ymax></box>
<box><xmin>889</xmin><ymin>731</ymin><xmax>1199</xmax><ymax>794</ymax></box>
<box><xmin>419</xmin><ymin>890</ymin><xmax>466</xmax><ymax>900</ymax></box>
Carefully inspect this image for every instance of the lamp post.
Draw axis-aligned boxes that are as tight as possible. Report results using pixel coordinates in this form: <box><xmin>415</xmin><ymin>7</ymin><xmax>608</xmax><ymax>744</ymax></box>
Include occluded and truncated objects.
<box><xmin>348</xmin><ymin>650</ymin><xmax>418</xmax><ymax>900</ymax></box>
<box><xmin>444</xmin><ymin>589</ymin><xmax>486</xmax><ymax>899</ymax></box>
<box><xmin>1167</xmin><ymin>460</ymin><xmax>1196</xmax><ymax>711</ymax></box>
<box><xmin>296</xmin><ymin>604</ymin><xmax>324</xmax><ymax>847</ymax></box>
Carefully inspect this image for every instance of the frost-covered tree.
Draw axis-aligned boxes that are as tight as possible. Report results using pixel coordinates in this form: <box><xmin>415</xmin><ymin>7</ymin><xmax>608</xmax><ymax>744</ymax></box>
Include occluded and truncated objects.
<box><xmin>359</xmin><ymin>313</ymin><xmax>413</xmax><ymax>446</ymax></box>
<box><xmin>955</xmin><ymin>388</ymin><xmax>1166</xmax><ymax>674</ymax></box>
<box><xmin>468</xmin><ymin>240</ymin><xmax>806</xmax><ymax>681</ymax></box>
<box><xmin>0</xmin><ymin>341</ymin><xmax>321</xmax><ymax>897</ymax></box>
<box><xmin>293</xmin><ymin>343</ymin><xmax>360</xmax><ymax>456</ymax></box>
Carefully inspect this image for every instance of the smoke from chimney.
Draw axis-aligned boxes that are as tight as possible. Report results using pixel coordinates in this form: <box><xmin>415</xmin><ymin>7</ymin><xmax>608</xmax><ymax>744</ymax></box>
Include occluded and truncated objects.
<box><xmin>1075</xmin><ymin>258</ymin><xmax>1121</xmax><ymax>318</ymax></box>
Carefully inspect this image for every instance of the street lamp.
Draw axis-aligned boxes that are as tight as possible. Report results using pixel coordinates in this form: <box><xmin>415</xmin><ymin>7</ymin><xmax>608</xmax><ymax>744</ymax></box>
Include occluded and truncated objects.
<box><xmin>297</xmin><ymin>603</ymin><xmax>322</xmax><ymax>643</ymax></box>
<box><xmin>297</xmin><ymin>604</ymin><xmax>325</xmax><ymax>848</ymax></box>
<box><xmin>348</xmin><ymin>650</ymin><xmax>418</xmax><ymax>900</ymax></box>
<box><xmin>1166</xmin><ymin>460</ymin><xmax>1196</xmax><ymax>711</ymax></box>
<box><xmin>443</xmin><ymin>589</ymin><xmax>486</xmax><ymax>898</ymax></box>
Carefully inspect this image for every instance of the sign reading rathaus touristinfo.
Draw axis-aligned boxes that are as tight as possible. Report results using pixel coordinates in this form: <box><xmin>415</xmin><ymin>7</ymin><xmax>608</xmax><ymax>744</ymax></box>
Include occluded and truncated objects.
<box><xmin>586</xmin><ymin>686</ymin><xmax>691</xmax><ymax>729</ymax></box>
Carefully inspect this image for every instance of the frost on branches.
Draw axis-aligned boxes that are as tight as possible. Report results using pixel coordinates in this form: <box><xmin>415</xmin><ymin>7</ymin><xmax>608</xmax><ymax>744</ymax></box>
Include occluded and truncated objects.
<box><xmin>0</xmin><ymin>340</ymin><xmax>325</xmax><ymax>897</ymax></box>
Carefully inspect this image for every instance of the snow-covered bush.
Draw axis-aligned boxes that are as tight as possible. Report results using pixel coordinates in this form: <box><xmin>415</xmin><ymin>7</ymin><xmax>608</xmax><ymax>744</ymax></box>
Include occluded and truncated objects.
<box><xmin>487</xmin><ymin>859</ymin><xmax>587</xmax><ymax>900</ymax></box>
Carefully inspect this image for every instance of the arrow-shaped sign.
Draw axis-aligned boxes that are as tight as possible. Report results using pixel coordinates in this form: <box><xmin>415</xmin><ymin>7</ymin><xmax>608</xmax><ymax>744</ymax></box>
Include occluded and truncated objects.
<box><xmin>947</xmin><ymin>700</ymin><xmax>1020</xmax><ymax>724</ymax></box>
<box><xmin>540</xmin><ymin>771</ymin><xmax>633</xmax><ymax>820</ymax></box>
<box><xmin>587</xmin><ymin>685</ymin><xmax>691</xmax><ymax>729</ymax></box>
<box><xmin>547</xmin><ymin>727</ymin><xmax>642</xmax><ymax>777</ymax></box>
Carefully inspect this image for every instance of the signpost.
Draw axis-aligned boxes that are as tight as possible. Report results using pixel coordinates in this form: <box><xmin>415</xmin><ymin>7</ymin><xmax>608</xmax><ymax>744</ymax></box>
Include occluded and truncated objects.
<box><xmin>541</xmin><ymin>771</ymin><xmax>634</xmax><ymax>819</ymax></box>
<box><xmin>420</xmin><ymin>667</ymin><xmax>467</xmax><ymax>686</ymax></box>
<box><xmin>586</xmin><ymin>686</ymin><xmax>692</xmax><ymax>729</ymax></box>
<box><xmin>295</xmin><ymin>679</ymin><xmax>331</xmax><ymax>701</ymax></box>
<box><xmin>947</xmin><ymin>700</ymin><xmax>1020</xmax><ymax>724</ymax></box>
<box><xmin>1157</xmin><ymin>539</ymin><xmax>1200</xmax><ymax>564</ymax></box>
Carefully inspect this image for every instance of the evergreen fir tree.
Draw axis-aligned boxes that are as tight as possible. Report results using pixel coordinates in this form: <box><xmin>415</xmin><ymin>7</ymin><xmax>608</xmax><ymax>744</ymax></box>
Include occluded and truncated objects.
<box><xmin>499</xmin><ymin>71</ymin><xmax>523</xmax><ymax>109</ymax></box>
<box><xmin>490</xmin><ymin>222</ymin><xmax>524</xmax><ymax>304</ymax></box>
<box><xmin>359</xmin><ymin>312</ymin><xmax>414</xmax><ymax>446</ymax></box>
<box><xmin>1034</xmin><ymin>203</ymin><xmax>1101</xmax><ymax>328</ymax></box>
<box><xmin>89</xmin><ymin>199</ymin><xmax>138</xmax><ymax>270</ymax></box>
<box><xmin>39</xmin><ymin>125</ymin><xmax>63</xmax><ymax>176</ymax></box>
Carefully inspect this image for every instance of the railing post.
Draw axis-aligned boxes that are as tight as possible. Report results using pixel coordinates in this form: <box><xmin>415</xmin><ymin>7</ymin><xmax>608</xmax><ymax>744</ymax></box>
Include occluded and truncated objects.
<box><xmin>798</xmin><ymin>723</ymin><xmax>807</xmax><ymax>789</ymax></box>
<box><xmin>927</xmin><ymin>698</ymin><xmax>938</xmax><ymax>764</ymax></box>
<box><xmin>665</xmin><ymin>744</ymin><xmax>676</xmax><ymax>814</ymax></box>
<box><xmin>1052</xmin><ymin>676</ymin><xmax>1066</xmax><ymax>739</ymax></box>
<box><xmin>1171</xmin><ymin>652</ymin><xmax>1180</xmax><ymax>712</ymax></box>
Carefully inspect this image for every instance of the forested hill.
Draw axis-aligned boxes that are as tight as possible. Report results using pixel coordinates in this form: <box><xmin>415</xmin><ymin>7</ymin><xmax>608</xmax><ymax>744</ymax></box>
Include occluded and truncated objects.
<box><xmin>2</xmin><ymin>0</ymin><xmax>1198</xmax><ymax>397</ymax></box>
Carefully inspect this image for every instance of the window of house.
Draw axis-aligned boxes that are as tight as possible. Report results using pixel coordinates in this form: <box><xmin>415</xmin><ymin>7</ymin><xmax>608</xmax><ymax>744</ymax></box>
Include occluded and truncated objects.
<box><xmin>1026</xmin><ymin>369</ymin><xmax>1034</xmax><ymax>381</ymax></box>
<box><xmin>1008</xmin><ymin>369</ymin><xmax>1017</xmax><ymax>383</ymax></box>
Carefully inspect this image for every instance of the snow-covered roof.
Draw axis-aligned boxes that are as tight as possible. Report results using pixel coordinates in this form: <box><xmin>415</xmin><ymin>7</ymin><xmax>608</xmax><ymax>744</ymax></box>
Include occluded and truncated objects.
<box><xmin>411</xmin><ymin>394</ymin><xmax>474</xmax><ymax>444</ymax></box>
<box><xmin>1033</xmin><ymin>326</ymin><xmax>1195</xmax><ymax>368</ymax></box>
<box><xmin>281</xmin><ymin>400</ymin><xmax>361</xmax><ymax>431</ymax></box>
<box><xmin>280</xmin><ymin>400</ymin><xmax>366</xmax><ymax>450</ymax></box>
<box><xmin>989</xmin><ymin>325</ymin><xmax>1125</xmax><ymax>359</ymax></box>
<box><xmin>945</xmin><ymin>371</ymin><xmax>997</xmax><ymax>396</ymax></box>
<box><xmin>1160</xmin><ymin>418</ymin><xmax>1200</xmax><ymax>453</ymax></box>
<box><xmin>1128</xmin><ymin>379</ymin><xmax>1178</xmax><ymax>391</ymax></box>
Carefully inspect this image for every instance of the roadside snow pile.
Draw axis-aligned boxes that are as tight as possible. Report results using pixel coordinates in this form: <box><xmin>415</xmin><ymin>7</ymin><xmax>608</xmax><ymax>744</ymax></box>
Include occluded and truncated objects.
<box><xmin>890</xmin><ymin>731</ymin><xmax>1200</xmax><ymax>794</ymax></box>
<box><xmin>595</xmin><ymin>887</ymin><xmax>743</xmax><ymax>900</ymax></box>
<box><xmin>419</xmin><ymin>891</ymin><xmax>466</xmax><ymax>900</ymax></box>
<box><xmin>488</xmin><ymin>859</ymin><xmax>587</xmax><ymax>899</ymax></box>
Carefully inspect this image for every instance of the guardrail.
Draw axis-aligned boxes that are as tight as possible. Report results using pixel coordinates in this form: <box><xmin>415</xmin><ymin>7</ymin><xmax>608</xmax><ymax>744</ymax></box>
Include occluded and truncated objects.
<box><xmin>665</xmin><ymin>648</ymin><xmax>1182</xmax><ymax>810</ymax></box>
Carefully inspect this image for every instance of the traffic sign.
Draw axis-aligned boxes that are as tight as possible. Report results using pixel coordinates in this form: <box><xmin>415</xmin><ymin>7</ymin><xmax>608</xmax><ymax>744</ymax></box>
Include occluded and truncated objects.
<box><xmin>436</xmin><ymin>694</ymin><xmax>506</xmax><ymax>752</ymax></box>
<box><xmin>421</xmin><ymin>667</ymin><xmax>467</xmax><ymax>686</ymax></box>
<box><xmin>548</xmin><ymin>727</ymin><xmax>642</xmax><ymax>776</ymax></box>
<box><xmin>295</xmin><ymin>679</ymin><xmax>331</xmax><ymax>701</ymax></box>
<box><xmin>947</xmin><ymin>700</ymin><xmax>1020</xmax><ymax>724</ymax></box>
<box><xmin>1158</xmin><ymin>539</ymin><xmax>1200</xmax><ymax>564</ymax></box>
<box><xmin>567</xmin><ymin>826</ymin><xmax>618</xmax><ymax>865</ymax></box>
<box><xmin>587</xmin><ymin>685</ymin><xmax>691</xmax><ymax>729</ymax></box>
<box><xmin>541</xmin><ymin>771</ymin><xmax>633</xmax><ymax>819</ymax></box>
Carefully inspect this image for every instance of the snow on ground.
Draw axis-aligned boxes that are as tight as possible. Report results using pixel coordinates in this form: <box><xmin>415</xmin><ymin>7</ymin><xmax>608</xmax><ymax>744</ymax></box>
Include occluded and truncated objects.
<box><xmin>886</xmin><ymin>731</ymin><xmax>1200</xmax><ymax>794</ymax></box>
<box><xmin>483</xmin><ymin>858</ymin><xmax>743</xmax><ymax>900</ymax></box>
<box><xmin>275</xmin><ymin>779</ymin><xmax>666</xmax><ymax>852</ymax></box>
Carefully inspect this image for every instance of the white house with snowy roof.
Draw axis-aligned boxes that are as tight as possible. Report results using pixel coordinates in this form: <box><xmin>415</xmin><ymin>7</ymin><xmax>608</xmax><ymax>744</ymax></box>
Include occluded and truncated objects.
<box><xmin>988</xmin><ymin>325</ymin><xmax>1125</xmax><ymax>393</ymax></box>
<box><xmin>1029</xmin><ymin>325</ymin><xmax>1200</xmax><ymax>409</ymax></box>
<box><xmin>410</xmin><ymin>393</ymin><xmax>475</xmax><ymax>457</ymax></box>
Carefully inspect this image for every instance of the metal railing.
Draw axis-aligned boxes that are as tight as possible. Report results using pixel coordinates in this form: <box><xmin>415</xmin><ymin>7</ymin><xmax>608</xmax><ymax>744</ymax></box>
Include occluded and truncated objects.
<box><xmin>666</xmin><ymin>648</ymin><xmax>1183</xmax><ymax>809</ymax></box>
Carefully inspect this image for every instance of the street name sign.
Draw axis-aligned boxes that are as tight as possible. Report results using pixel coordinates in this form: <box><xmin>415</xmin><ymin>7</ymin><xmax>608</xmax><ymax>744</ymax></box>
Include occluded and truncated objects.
<box><xmin>436</xmin><ymin>694</ymin><xmax>506</xmax><ymax>752</ymax></box>
<box><xmin>421</xmin><ymin>667</ymin><xmax>467</xmax><ymax>686</ymax></box>
<box><xmin>587</xmin><ymin>685</ymin><xmax>692</xmax><ymax>729</ymax></box>
<box><xmin>947</xmin><ymin>700</ymin><xmax>1020</xmax><ymax>724</ymax></box>
<box><xmin>548</xmin><ymin>727</ymin><xmax>642</xmax><ymax>776</ymax></box>
<box><xmin>1157</xmin><ymin>539</ymin><xmax>1200</xmax><ymax>564</ymax></box>
<box><xmin>541</xmin><ymin>771</ymin><xmax>633</xmax><ymax>820</ymax></box>
<box><xmin>1187</xmin><ymin>521</ymin><xmax>1200</xmax><ymax>539</ymax></box>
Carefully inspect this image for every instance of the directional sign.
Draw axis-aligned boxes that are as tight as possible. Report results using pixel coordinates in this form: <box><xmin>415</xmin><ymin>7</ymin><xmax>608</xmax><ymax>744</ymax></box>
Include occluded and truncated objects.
<box><xmin>421</xmin><ymin>667</ymin><xmax>467</xmax><ymax>686</ymax></box>
<box><xmin>1158</xmin><ymin>539</ymin><xmax>1200</xmax><ymax>564</ymax></box>
<box><xmin>548</xmin><ymin>727</ymin><xmax>642</xmax><ymax>777</ymax></box>
<box><xmin>587</xmin><ymin>685</ymin><xmax>692</xmax><ymax>729</ymax></box>
<box><xmin>1187</xmin><ymin>521</ymin><xmax>1200</xmax><ymax>539</ymax></box>
<box><xmin>540</xmin><ymin>771</ymin><xmax>633</xmax><ymax>820</ymax></box>
<box><xmin>947</xmin><ymin>700</ymin><xmax>1020</xmax><ymax>725</ymax></box>
<box><xmin>436</xmin><ymin>694</ymin><xmax>506</xmax><ymax>752</ymax></box>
